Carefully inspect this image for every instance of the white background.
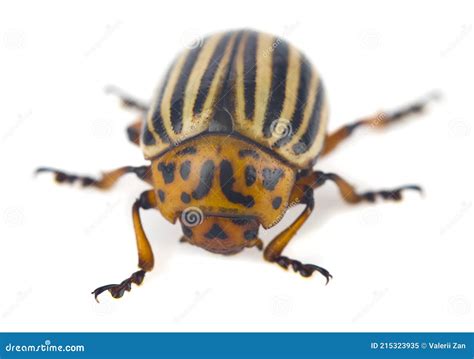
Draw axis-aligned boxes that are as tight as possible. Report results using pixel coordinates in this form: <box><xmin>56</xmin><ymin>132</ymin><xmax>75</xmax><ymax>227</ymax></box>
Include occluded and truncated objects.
<box><xmin>1</xmin><ymin>0</ymin><xmax>473</xmax><ymax>332</ymax></box>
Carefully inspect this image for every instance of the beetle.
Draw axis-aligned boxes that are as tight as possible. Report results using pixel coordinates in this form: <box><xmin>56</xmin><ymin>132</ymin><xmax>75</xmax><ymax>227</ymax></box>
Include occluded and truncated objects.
<box><xmin>37</xmin><ymin>29</ymin><xmax>437</xmax><ymax>301</ymax></box>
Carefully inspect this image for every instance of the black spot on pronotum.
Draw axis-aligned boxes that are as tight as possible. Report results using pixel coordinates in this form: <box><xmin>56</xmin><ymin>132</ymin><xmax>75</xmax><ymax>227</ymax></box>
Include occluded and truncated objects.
<box><xmin>245</xmin><ymin>166</ymin><xmax>257</xmax><ymax>186</ymax></box>
<box><xmin>238</xmin><ymin>149</ymin><xmax>259</xmax><ymax>159</ymax></box>
<box><xmin>244</xmin><ymin>229</ymin><xmax>258</xmax><ymax>240</ymax></box>
<box><xmin>272</xmin><ymin>196</ymin><xmax>282</xmax><ymax>209</ymax></box>
<box><xmin>262</xmin><ymin>168</ymin><xmax>284</xmax><ymax>191</ymax></box>
<box><xmin>204</xmin><ymin>224</ymin><xmax>228</xmax><ymax>240</ymax></box>
<box><xmin>180</xmin><ymin>161</ymin><xmax>191</xmax><ymax>180</ymax></box>
<box><xmin>158</xmin><ymin>162</ymin><xmax>175</xmax><ymax>184</ymax></box>
<box><xmin>176</xmin><ymin>146</ymin><xmax>197</xmax><ymax>156</ymax></box>
<box><xmin>232</xmin><ymin>218</ymin><xmax>250</xmax><ymax>226</ymax></box>
<box><xmin>192</xmin><ymin>160</ymin><xmax>215</xmax><ymax>200</ymax></box>
<box><xmin>220</xmin><ymin>160</ymin><xmax>255</xmax><ymax>208</ymax></box>
<box><xmin>157</xmin><ymin>190</ymin><xmax>165</xmax><ymax>202</ymax></box>
<box><xmin>181</xmin><ymin>192</ymin><xmax>191</xmax><ymax>203</ymax></box>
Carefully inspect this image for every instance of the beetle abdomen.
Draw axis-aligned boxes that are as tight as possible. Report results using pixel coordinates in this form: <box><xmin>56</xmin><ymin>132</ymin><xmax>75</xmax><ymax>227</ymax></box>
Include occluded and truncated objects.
<box><xmin>142</xmin><ymin>29</ymin><xmax>328</xmax><ymax>168</ymax></box>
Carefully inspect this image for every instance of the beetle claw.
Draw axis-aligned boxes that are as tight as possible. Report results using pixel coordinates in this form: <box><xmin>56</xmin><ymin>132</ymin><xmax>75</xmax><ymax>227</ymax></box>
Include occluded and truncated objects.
<box><xmin>360</xmin><ymin>184</ymin><xmax>422</xmax><ymax>203</ymax></box>
<box><xmin>275</xmin><ymin>256</ymin><xmax>332</xmax><ymax>284</ymax></box>
<box><xmin>92</xmin><ymin>270</ymin><xmax>146</xmax><ymax>302</ymax></box>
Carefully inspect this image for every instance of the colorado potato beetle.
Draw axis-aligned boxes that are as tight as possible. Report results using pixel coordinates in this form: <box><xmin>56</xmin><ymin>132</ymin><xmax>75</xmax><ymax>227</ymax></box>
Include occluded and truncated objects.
<box><xmin>37</xmin><ymin>29</ymin><xmax>437</xmax><ymax>301</ymax></box>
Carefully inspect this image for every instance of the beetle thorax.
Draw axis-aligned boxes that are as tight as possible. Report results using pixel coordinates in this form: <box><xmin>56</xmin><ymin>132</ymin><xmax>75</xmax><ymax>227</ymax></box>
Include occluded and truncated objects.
<box><xmin>150</xmin><ymin>134</ymin><xmax>297</xmax><ymax>230</ymax></box>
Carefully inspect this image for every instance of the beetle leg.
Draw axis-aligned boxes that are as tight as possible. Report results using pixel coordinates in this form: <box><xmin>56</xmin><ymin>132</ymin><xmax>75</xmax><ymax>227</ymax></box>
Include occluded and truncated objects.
<box><xmin>298</xmin><ymin>170</ymin><xmax>422</xmax><ymax>204</ymax></box>
<box><xmin>106</xmin><ymin>85</ymin><xmax>149</xmax><ymax>112</ymax></box>
<box><xmin>92</xmin><ymin>190</ymin><xmax>156</xmax><ymax>302</ymax></box>
<box><xmin>321</xmin><ymin>92</ymin><xmax>440</xmax><ymax>156</ymax></box>
<box><xmin>264</xmin><ymin>188</ymin><xmax>332</xmax><ymax>284</ymax></box>
<box><xmin>126</xmin><ymin>119</ymin><xmax>143</xmax><ymax>146</ymax></box>
<box><xmin>35</xmin><ymin>165</ymin><xmax>152</xmax><ymax>189</ymax></box>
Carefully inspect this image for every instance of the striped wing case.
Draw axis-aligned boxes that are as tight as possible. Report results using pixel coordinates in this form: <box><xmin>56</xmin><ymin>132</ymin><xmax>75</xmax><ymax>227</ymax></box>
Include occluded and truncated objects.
<box><xmin>141</xmin><ymin>29</ymin><xmax>328</xmax><ymax>168</ymax></box>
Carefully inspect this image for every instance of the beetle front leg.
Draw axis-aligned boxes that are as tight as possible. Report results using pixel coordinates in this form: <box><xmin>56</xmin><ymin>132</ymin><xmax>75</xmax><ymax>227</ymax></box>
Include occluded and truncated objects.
<box><xmin>92</xmin><ymin>190</ymin><xmax>156</xmax><ymax>302</ymax></box>
<box><xmin>264</xmin><ymin>189</ymin><xmax>332</xmax><ymax>284</ymax></box>
<box><xmin>321</xmin><ymin>92</ymin><xmax>440</xmax><ymax>156</ymax></box>
<box><xmin>36</xmin><ymin>165</ymin><xmax>152</xmax><ymax>189</ymax></box>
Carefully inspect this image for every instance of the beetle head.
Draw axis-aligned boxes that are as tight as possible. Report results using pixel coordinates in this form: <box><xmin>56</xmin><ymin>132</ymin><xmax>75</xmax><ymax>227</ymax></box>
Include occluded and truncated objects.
<box><xmin>179</xmin><ymin>214</ymin><xmax>262</xmax><ymax>255</ymax></box>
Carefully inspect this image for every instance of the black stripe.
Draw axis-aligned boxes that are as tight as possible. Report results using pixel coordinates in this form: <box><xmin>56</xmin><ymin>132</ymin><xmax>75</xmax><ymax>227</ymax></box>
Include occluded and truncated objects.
<box><xmin>192</xmin><ymin>160</ymin><xmax>215</xmax><ymax>200</ymax></box>
<box><xmin>170</xmin><ymin>44</ymin><xmax>204</xmax><ymax>134</ymax></box>
<box><xmin>150</xmin><ymin>66</ymin><xmax>173</xmax><ymax>143</ymax></box>
<box><xmin>292</xmin><ymin>81</ymin><xmax>325</xmax><ymax>155</ymax></box>
<box><xmin>238</xmin><ymin>149</ymin><xmax>259</xmax><ymax>159</ymax></box>
<box><xmin>243</xmin><ymin>31</ymin><xmax>258</xmax><ymax>120</ymax></box>
<box><xmin>273</xmin><ymin>55</ymin><xmax>312</xmax><ymax>148</ymax></box>
<box><xmin>216</xmin><ymin>31</ymin><xmax>244</xmax><ymax>126</ymax></box>
<box><xmin>209</xmin><ymin>31</ymin><xmax>244</xmax><ymax>133</ymax></box>
<box><xmin>193</xmin><ymin>33</ymin><xmax>233</xmax><ymax>115</ymax></box>
<box><xmin>176</xmin><ymin>146</ymin><xmax>197</xmax><ymax>156</ymax></box>
<box><xmin>220</xmin><ymin>160</ymin><xmax>255</xmax><ymax>208</ymax></box>
<box><xmin>263</xmin><ymin>39</ymin><xmax>289</xmax><ymax>138</ymax></box>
